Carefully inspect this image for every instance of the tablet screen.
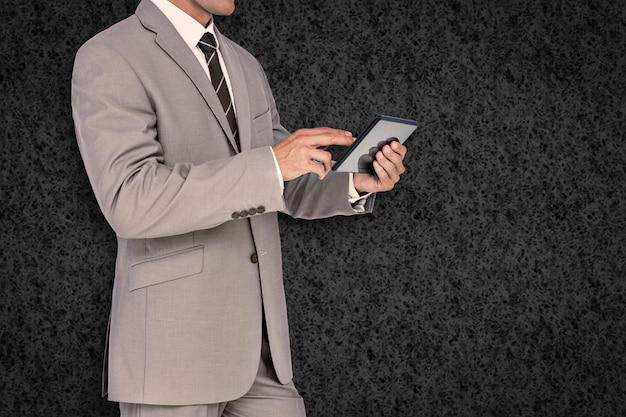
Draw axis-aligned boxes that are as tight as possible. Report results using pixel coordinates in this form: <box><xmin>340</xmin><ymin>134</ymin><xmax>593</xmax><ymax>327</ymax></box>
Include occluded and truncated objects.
<box><xmin>332</xmin><ymin>115</ymin><xmax>418</xmax><ymax>173</ymax></box>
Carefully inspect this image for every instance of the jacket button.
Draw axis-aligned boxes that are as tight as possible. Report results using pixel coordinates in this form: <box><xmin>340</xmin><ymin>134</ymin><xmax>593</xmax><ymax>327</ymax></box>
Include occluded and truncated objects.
<box><xmin>248</xmin><ymin>207</ymin><xmax>257</xmax><ymax>215</ymax></box>
<box><xmin>232</xmin><ymin>212</ymin><xmax>240</xmax><ymax>219</ymax></box>
<box><xmin>250</xmin><ymin>253</ymin><xmax>258</xmax><ymax>263</ymax></box>
<box><xmin>257</xmin><ymin>206</ymin><xmax>266</xmax><ymax>214</ymax></box>
<box><xmin>240</xmin><ymin>210</ymin><xmax>249</xmax><ymax>217</ymax></box>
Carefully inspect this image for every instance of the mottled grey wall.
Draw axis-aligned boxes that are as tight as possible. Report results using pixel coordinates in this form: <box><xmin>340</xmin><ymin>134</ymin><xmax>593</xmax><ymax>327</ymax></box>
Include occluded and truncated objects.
<box><xmin>1</xmin><ymin>0</ymin><xmax>625</xmax><ymax>416</ymax></box>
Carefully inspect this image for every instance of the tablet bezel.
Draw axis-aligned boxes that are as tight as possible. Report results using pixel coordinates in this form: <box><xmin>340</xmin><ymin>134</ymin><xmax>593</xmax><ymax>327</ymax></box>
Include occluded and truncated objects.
<box><xmin>331</xmin><ymin>115</ymin><xmax>418</xmax><ymax>173</ymax></box>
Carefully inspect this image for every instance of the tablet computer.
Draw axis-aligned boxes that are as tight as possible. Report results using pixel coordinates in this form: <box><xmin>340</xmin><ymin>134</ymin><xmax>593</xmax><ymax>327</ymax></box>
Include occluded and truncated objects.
<box><xmin>331</xmin><ymin>115</ymin><xmax>418</xmax><ymax>174</ymax></box>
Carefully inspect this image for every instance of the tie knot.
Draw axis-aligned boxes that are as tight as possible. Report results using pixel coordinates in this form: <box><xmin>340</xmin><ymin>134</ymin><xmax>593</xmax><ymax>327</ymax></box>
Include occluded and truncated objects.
<box><xmin>198</xmin><ymin>32</ymin><xmax>217</xmax><ymax>53</ymax></box>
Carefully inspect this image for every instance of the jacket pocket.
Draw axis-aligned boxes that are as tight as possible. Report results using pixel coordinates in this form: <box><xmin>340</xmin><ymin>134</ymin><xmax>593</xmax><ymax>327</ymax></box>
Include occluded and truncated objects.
<box><xmin>252</xmin><ymin>109</ymin><xmax>272</xmax><ymax>139</ymax></box>
<box><xmin>129</xmin><ymin>244</ymin><xmax>204</xmax><ymax>291</ymax></box>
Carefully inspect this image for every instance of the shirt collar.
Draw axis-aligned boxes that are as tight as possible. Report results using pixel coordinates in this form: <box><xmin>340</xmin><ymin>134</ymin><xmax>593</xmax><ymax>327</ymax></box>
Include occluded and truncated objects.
<box><xmin>151</xmin><ymin>0</ymin><xmax>218</xmax><ymax>49</ymax></box>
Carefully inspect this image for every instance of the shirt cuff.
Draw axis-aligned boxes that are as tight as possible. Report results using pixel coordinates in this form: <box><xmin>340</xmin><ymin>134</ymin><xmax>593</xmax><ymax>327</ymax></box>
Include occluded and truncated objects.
<box><xmin>348</xmin><ymin>173</ymin><xmax>371</xmax><ymax>212</ymax></box>
<box><xmin>269</xmin><ymin>147</ymin><xmax>284</xmax><ymax>194</ymax></box>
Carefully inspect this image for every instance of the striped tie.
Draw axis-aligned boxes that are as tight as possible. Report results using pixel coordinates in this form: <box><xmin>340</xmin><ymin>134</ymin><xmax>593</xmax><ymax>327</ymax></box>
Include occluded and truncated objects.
<box><xmin>198</xmin><ymin>32</ymin><xmax>239</xmax><ymax>149</ymax></box>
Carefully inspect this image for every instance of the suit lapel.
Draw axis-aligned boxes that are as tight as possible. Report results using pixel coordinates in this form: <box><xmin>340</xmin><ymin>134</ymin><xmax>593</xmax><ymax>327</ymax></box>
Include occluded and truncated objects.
<box><xmin>217</xmin><ymin>29</ymin><xmax>252</xmax><ymax>152</ymax></box>
<box><xmin>135</xmin><ymin>0</ymin><xmax>240</xmax><ymax>153</ymax></box>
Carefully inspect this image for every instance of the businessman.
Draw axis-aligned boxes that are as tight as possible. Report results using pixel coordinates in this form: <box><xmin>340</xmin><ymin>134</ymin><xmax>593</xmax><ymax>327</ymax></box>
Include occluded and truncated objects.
<box><xmin>71</xmin><ymin>0</ymin><xmax>407</xmax><ymax>415</ymax></box>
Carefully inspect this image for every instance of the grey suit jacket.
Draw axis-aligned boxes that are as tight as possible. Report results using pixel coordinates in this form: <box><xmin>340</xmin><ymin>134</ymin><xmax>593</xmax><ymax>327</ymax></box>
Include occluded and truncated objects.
<box><xmin>71</xmin><ymin>0</ymin><xmax>373</xmax><ymax>406</ymax></box>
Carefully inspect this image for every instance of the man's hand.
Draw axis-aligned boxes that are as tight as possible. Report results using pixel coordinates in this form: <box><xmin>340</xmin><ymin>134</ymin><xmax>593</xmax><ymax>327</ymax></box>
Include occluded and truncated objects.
<box><xmin>273</xmin><ymin>127</ymin><xmax>354</xmax><ymax>181</ymax></box>
<box><xmin>353</xmin><ymin>140</ymin><xmax>407</xmax><ymax>193</ymax></box>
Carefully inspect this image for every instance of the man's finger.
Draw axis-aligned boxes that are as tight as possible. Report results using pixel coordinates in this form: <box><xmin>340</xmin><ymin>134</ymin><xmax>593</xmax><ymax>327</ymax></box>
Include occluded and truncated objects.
<box><xmin>310</xmin><ymin>148</ymin><xmax>332</xmax><ymax>166</ymax></box>
<box><xmin>374</xmin><ymin>154</ymin><xmax>395</xmax><ymax>187</ymax></box>
<box><xmin>308</xmin><ymin>158</ymin><xmax>328</xmax><ymax>179</ymax></box>
<box><xmin>390</xmin><ymin>140</ymin><xmax>408</xmax><ymax>158</ymax></box>
<box><xmin>382</xmin><ymin>145</ymin><xmax>406</xmax><ymax>176</ymax></box>
<box><xmin>297</xmin><ymin>128</ymin><xmax>354</xmax><ymax>148</ymax></box>
<box><xmin>374</xmin><ymin>151</ymin><xmax>403</xmax><ymax>190</ymax></box>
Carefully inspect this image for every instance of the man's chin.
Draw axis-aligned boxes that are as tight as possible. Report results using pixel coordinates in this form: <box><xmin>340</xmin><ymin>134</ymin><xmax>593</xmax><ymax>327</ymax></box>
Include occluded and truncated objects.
<box><xmin>214</xmin><ymin>3</ymin><xmax>236</xmax><ymax>16</ymax></box>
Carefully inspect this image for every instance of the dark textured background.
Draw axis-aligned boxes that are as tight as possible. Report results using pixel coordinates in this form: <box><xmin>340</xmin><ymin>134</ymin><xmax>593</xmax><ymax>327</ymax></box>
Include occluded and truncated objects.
<box><xmin>1</xmin><ymin>0</ymin><xmax>625</xmax><ymax>416</ymax></box>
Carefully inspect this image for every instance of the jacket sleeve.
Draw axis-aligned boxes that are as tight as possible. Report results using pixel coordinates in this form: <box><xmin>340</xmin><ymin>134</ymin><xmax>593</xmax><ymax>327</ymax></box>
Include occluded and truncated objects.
<box><xmin>254</xmin><ymin>54</ymin><xmax>375</xmax><ymax>220</ymax></box>
<box><xmin>71</xmin><ymin>41</ymin><xmax>286</xmax><ymax>239</ymax></box>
